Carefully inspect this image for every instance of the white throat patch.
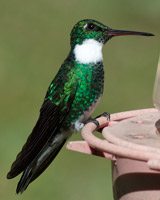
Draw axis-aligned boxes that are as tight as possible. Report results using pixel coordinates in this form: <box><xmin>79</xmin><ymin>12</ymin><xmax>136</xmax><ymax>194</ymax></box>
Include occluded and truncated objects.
<box><xmin>74</xmin><ymin>39</ymin><xmax>103</xmax><ymax>64</ymax></box>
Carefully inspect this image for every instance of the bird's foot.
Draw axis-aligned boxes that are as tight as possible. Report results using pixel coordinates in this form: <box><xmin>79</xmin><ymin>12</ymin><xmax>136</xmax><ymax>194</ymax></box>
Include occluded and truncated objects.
<box><xmin>96</xmin><ymin>112</ymin><xmax>110</xmax><ymax>121</ymax></box>
<box><xmin>85</xmin><ymin>112</ymin><xmax>110</xmax><ymax>129</ymax></box>
<box><xmin>85</xmin><ymin>118</ymin><xmax>100</xmax><ymax>128</ymax></box>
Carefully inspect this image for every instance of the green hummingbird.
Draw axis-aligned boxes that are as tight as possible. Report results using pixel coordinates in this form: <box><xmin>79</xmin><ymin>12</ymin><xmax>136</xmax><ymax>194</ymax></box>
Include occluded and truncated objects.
<box><xmin>7</xmin><ymin>19</ymin><xmax>154</xmax><ymax>194</ymax></box>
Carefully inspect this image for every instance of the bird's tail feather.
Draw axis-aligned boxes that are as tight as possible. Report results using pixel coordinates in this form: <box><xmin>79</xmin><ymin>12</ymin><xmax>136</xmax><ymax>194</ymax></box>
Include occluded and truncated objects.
<box><xmin>16</xmin><ymin>166</ymin><xmax>33</xmax><ymax>194</ymax></box>
<box><xmin>16</xmin><ymin>139</ymin><xmax>66</xmax><ymax>194</ymax></box>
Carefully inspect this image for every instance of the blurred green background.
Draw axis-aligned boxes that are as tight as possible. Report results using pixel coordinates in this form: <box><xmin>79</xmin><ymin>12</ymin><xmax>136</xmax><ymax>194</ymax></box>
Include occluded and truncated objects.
<box><xmin>0</xmin><ymin>0</ymin><xmax>159</xmax><ymax>199</ymax></box>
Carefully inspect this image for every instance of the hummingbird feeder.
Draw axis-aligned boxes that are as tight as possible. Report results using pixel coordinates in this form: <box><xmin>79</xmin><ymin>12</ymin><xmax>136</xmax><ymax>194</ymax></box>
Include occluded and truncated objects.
<box><xmin>66</xmin><ymin>57</ymin><xmax>160</xmax><ymax>200</ymax></box>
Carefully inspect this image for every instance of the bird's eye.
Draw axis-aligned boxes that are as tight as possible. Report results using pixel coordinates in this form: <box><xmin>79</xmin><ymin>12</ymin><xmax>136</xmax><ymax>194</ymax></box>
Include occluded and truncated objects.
<box><xmin>87</xmin><ymin>23</ymin><xmax>95</xmax><ymax>30</ymax></box>
<box><xmin>85</xmin><ymin>23</ymin><xmax>100</xmax><ymax>31</ymax></box>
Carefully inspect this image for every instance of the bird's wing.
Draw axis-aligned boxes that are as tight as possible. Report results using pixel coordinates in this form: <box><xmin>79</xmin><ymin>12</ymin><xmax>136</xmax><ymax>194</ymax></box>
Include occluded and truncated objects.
<box><xmin>7</xmin><ymin>71</ymin><xmax>77</xmax><ymax>179</ymax></box>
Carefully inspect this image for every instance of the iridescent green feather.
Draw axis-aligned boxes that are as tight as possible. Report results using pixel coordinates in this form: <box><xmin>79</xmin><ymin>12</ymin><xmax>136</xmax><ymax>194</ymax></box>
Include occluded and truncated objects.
<box><xmin>44</xmin><ymin>52</ymin><xmax>104</xmax><ymax>129</ymax></box>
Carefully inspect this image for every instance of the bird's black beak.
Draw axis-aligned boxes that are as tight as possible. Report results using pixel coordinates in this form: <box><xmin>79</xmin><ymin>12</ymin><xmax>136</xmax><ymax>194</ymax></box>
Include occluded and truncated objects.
<box><xmin>106</xmin><ymin>28</ymin><xmax>155</xmax><ymax>37</ymax></box>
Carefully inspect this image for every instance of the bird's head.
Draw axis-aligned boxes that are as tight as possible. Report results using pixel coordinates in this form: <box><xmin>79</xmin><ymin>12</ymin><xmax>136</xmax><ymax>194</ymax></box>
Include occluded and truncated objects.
<box><xmin>70</xmin><ymin>19</ymin><xmax>111</xmax><ymax>47</ymax></box>
<box><xmin>70</xmin><ymin>19</ymin><xmax>154</xmax><ymax>48</ymax></box>
<box><xmin>70</xmin><ymin>19</ymin><xmax>154</xmax><ymax>64</ymax></box>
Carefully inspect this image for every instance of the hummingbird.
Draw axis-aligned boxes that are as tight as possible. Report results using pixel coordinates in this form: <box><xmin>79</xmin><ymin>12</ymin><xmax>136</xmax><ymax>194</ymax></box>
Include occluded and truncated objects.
<box><xmin>7</xmin><ymin>19</ymin><xmax>154</xmax><ymax>194</ymax></box>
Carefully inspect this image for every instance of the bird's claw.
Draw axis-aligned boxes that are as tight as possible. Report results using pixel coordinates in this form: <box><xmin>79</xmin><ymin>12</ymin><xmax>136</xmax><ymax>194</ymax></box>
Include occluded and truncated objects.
<box><xmin>96</xmin><ymin>112</ymin><xmax>110</xmax><ymax>121</ymax></box>
<box><xmin>85</xmin><ymin>112</ymin><xmax>110</xmax><ymax>129</ymax></box>
<box><xmin>85</xmin><ymin>118</ymin><xmax>100</xmax><ymax>128</ymax></box>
